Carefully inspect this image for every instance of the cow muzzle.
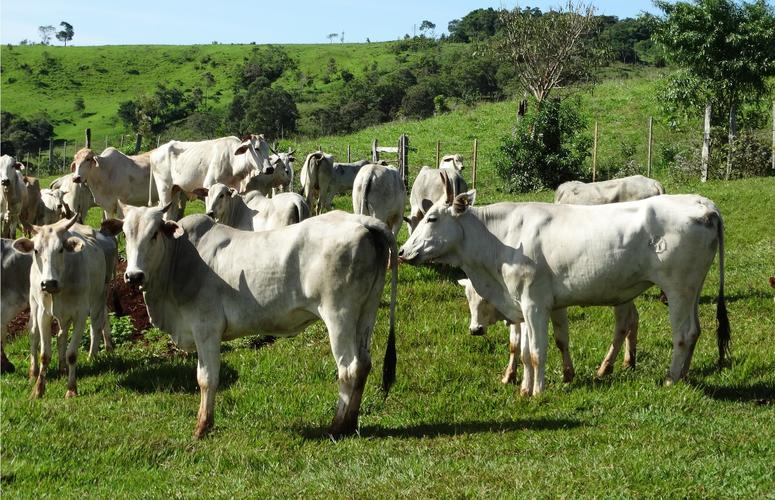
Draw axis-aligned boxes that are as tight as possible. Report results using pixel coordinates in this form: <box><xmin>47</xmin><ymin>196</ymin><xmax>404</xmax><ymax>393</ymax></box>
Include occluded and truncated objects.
<box><xmin>41</xmin><ymin>280</ymin><xmax>60</xmax><ymax>294</ymax></box>
<box><xmin>264</xmin><ymin>166</ymin><xmax>275</xmax><ymax>175</ymax></box>
<box><xmin>72</xmin><ymin>175</ymin><xmax>82</xmax><ymax>184</ymax></box>
<box><xmin>124</xmin><ymin>270</ymin><xmax>145</xmax><ymax>286</ymax></box>
<box><xmin>1</xmin><ymin>179</ymin><xmax>9</xmax><ymax>186</ymax></box>
<box><xmin>470</xmin><ymin>326</ymin><xmax>486</xmax><ymax>336</ymax></box>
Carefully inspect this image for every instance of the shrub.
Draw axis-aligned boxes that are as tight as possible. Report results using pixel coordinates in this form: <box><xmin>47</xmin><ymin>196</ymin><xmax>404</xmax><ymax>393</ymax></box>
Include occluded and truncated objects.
<box><xmin>494</xmin><ymin>98</ymin><xmax>591</xmax><ymax>193</ymax></box>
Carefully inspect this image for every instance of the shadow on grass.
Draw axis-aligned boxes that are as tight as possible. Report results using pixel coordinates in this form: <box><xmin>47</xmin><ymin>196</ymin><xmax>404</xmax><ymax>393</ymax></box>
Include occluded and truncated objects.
<box><xmin>698</xmin><ymin>290</ymin><xmax>771</xmax><ymax>304</ymax></box>
<box><xmin>118</xmin><ymin>360</ymin><xmax>238</xmax><ymax>394</ymax></box>
<box><xmin>298</xmin><ymin>417</ymin><xmax>583</xmax><ymax>440</ymax></box>
<box><xmin>700</xmin><ymin>381</ymin><xmax>774</xmax><ymax>405</ymax></box>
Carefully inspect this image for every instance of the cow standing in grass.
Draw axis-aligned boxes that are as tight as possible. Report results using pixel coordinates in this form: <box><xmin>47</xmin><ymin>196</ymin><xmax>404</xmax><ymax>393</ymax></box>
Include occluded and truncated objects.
<box><xmin>399</xmin><ymin>185</ymin><xmax>729</xmax><ymax>396</ymax></box>
<box><xmin>106</xmin><ymin>203</ymin><xmax>397</xmax><ymax>438</ymax></box>
<box><xmin>352</xmin><ymin>163</ymin><xmax>406</xmax><ymax>237</ymax></box>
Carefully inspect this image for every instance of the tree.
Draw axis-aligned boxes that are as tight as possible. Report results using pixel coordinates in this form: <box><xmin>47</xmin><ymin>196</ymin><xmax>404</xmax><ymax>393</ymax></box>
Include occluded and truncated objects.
<box><xmin>56</xmin><ymin>21</ymin><xmax>74</xmax><ymax>46</ymax></box>
<box><xmin>494</xmin><ymin>2</ymin><xmax>599</xmax><ymax>108</ymax></box>
<box><xmin>654</xmin><ymin>0</ymin><xmax>775</xmax><ymax>178</ymax></box>
<box><xmin>448</xmin><ymin>8</ymin><xmax>502</xmax><ymax>42</ymax></box>
<box><xmin>38</xmin><ymin>25</ymin><xmax>55</xmax><ymax>45</ymax></box>
<box><xmin>419</xmin><ymin>20</ymin><xmax>436</xmax><ymax>38</ymax></box>
<box><xmin>327</xmin><ymin>33</ymin><xmax>338</xmax><ymax>43</ymax></box>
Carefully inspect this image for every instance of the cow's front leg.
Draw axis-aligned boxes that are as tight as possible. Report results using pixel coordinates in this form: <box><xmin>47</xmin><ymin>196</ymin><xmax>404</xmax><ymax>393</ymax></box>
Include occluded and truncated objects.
<box><xmin>28</xmin><ymin>307</ymin><xmax>40</xmax><ymax>380</ymax></box>
<box><xmin>523</xmin><ymin>302</ymin><xmax>550</xmax><ymax>396</ymax></box>
<box><xmin>65</xmin><ymin>315</ymin><xmax>87</xmax><ymax>398</ymax></box>
<box><xmin>193</xmin><ymin>333</ymin><xmax>221</xmax><ymax>439</ymax></box>
<box><xmin>501</xmin><ymin>323</ymin><xmax>520</xmax><ymax>384</ymax></box>
<box><xmin>56</xmin><ymin>321</ymin><xmax>69</xmax><ymax>376</ymax></box>
<box><xmin>32</xmin><ymin>311</ymin><xmax>52</xmax><ymax>398</ymax></box>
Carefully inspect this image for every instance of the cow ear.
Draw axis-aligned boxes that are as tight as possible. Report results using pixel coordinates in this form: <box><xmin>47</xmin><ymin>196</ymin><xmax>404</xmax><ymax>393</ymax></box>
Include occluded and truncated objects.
<box><xmin>12</xmin><ymin>238</ymin><xmax>34</xmax><ymax>254</ymax></box>
<box><xmin>420</xmin><ymin>199</ymin><xmax>433</xmax><ymax>213</ymax></box>
<box><xmin>234</xmin><ymin>144</ymin><xmax>250</xmax><ymax>155</ymax></box>
<box><xmin>453</xmin><ymin>190</ymin><xmax>476</xmax><ymax>214</ymax></box>
<box><xmin>70</xmin><ymin>162</ymin><xmax>76</xmax><ymax>172</ymax></box>
<box><xmin>439</xmin><ymin>171</ymin><xmax>453</xmax><ymax>204</ymax></box>
<box><xmin>192</xmin><ymin>187</ymin><xmax>209</xmax><ymax>198</ymax></box>
<box><xmin>64</xmin><ymin>237</ymin><xmax>85</xmax><ymax>253</ymax></box>
<box><xmin>101</xmin><ymin>219</ymin><xmax>124</xmax><ymax>237</ymax></box>
<box><xmin>161</xmin><ymin>221</ymin><xmax>184</xmax><ymax>239</ymax></box>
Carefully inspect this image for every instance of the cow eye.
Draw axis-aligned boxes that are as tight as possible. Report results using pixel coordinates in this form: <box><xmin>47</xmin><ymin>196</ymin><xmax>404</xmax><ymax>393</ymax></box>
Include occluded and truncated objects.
<box><xmin>427</xmin><ymin>215</ymin><xmax>438</xmax><ymax>223</ymax></box>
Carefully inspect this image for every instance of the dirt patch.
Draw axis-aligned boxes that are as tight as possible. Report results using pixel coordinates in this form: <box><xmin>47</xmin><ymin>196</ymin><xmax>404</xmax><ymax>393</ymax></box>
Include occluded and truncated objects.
<box><xmin>7</xmin><ymin>259</ymin><xmax>152</xmax><ymax>339</ymax></box>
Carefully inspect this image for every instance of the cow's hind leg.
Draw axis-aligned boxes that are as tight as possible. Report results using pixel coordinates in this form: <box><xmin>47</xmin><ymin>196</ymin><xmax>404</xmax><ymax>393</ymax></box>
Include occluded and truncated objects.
<box><xmin>325</xmin><ymin>313</ymin><xmax>372</xmax><ymax>438</ymax></box>
<box><xmin>523</xmin><ymin>302</ymin><xmax>550</xmax><ymax>396</ymax></box>
<box><xmin>57</xmin><ymin>320</ymin><xmax>69</xmax><ymax>376</ymax></box>
<box><xmin>550</xmin><ymin>309</ymin><xmax>574</xmax><ymax>383</ymax></box>
<box><xmin>502</xmin><ymin>323</ymin><xmax>520</xmax><ymax>384</ymax></box>
<box><xmin>622</xmin><ymin>302</ymin><xmax>639</xmax><ymax>370</ymax></box>
<box><xmin>519</xmin><ymin>323</ymin><xmax>533</xmax><ymax>396</ymax></box>
<box><xmin>597</xmin><ymin>302</ymin><xmax>637</xmax><ymax>376</ymax></box>
<box><xmin>680</xmin><ymin>298</ymin><xmax>702</xmax><ymax>379</ymax></box>
<box><xmin>664</xmin><ymin>289</ymin><xmax>699</xmax><ymax>385</ymax></box>
<box><xmin>65</xmin><ymin>315</ymin><xmax>87</xmax><ymax>397</ymax></box>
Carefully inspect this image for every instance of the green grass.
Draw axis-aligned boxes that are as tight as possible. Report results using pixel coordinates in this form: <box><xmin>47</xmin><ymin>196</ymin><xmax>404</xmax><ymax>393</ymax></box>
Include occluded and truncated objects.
<box><xmin>2</xmin><ymin>176</ymin><xmax>774</xmax><ymax>497</ymax></box>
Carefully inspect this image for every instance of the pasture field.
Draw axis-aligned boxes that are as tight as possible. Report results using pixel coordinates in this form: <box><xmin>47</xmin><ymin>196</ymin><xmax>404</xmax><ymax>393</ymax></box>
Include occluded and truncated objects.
<box><xmin>1</xmin><ymin>175</ymin><xmax>774</xmax><ymax>497</ymax></box>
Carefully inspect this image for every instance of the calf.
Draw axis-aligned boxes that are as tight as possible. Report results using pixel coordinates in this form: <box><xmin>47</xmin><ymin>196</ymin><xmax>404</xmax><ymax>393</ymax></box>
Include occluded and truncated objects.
<box><xmin>13</xmin><ymin>216</ymin><xmax>116</xmax><ymax>398</ymax></box>
<box><xmin>242</xmin><ymin>150</ymin><xmax>295</xmax><ymax>197</ymax></box>
<box><xmin>202</xmin><ymin>183</ymin><xmax>309</xmax><ymax>231</ymax></box>
<box><xmin>106</xmin><ymin>203</ymin><xmax>397</xmax><ymax>438</ymax></box>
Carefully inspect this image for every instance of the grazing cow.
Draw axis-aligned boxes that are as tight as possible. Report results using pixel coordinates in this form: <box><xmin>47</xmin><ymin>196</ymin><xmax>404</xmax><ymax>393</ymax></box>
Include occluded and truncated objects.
<box><xmin>201</xmin><ymin>183</ymin><xmax>309</xmax><ymax>231</ymax></box>
<box><xmin>352</xmin><ymin>163</ymin><xmax>406</xmax><ymax>236</ymax></box>
<box><xmin>150</xmin><ymin>135</ymin><xmax>274</xmax><ymax>219</ymax></box>
<box><xmin>71</xmin><ymin>147</ymin><xmax>161</xmax><ymax>218</ymax></box>
<box><xmin>554</xmin><ymin>175</ymin><xmax>665</xmax><ymax>205</ymax></box>
<box><xmin>300</xmin><ymin>152</ymin><xmax>368</xmax><ymax>214</ymax></box>
<box><xmin>398</xmin><ymin>186</ymin><xmax>729</xmax><ymax>397</ymax></box>
<box><xmin>106</xmin><ymin>203</ymin><xmax>397</xmax><ymax>438</ymax></box>
<box><xmin>242</xmin><ymin>150</ymin><xmax>295</xmax><ymax>197</ymax></box>
<box><xmin>13</xmin><ymin>216</ymin><xmax>116</xmax><ymax>398</ymax></box>
<box><xmin>50</xmin><ymin>174</ymin><xmax>96</xmax><ymax>223</ymax></box>
<box><xmin>0</xmin><ymin>155</ymin><xmax>28</xmax><ymax>238</ymax></box>
<box><xmin>1</xmin><ymin>238</ymin><xmax>33</xmax><ymax>374</ymax></box>
<box><xmin>405</xmin><ymin>167</ymin><xmax>468</xmax><ymax>234</ymax></box>
<box><xmin>457</xmin><ymin>278</ymin><xmax>638</xmax><ymax>384</ymax></box>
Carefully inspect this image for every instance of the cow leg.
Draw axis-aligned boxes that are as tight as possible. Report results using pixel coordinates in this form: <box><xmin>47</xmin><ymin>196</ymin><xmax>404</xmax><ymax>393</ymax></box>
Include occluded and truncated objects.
<box><xmin>64</xmin><ymin>315</ymin><xmax>87</xmax><ymax>398</ymax></box>
<box><xmin>680</xmin><ymin>299</ymin><xmax>702</xmax><ymax>379</ymax></box>
<box><xmin>87</xmin><ymin>303</ymin><xmax>112</xmax><ymax>358</ymax></box>
<box><xmin>664</xmin><ymin>291</ymin><xmax>698</xmax><ymax>385</ymax></box>
<box><xmin>326</xmin><ymin>320</ymin><xmax>372</xmax><ymax>438</ymax></box>
<box><xmin>57</xmin><ymin>320</ymin><xmax>69</xmax><ymax>376</ymax></box>
<box><xmin>0</xmin><ymin>328</ymin><xmax>14</xmax><ymax>374</ymax></box>
<box><xmin>501</xmin><ymin>323</ymin><xmax>520</xmax><ymax>384</ymax></box>
<box><xmin>193</xmin><ymin>334</ymin><xmax>221</xmax><ymax>439</ymax></box>
<box><xmin>519</xmin><ymin>323</ymin><xmax>533</xmax><ymax>396</ymax></box>
<box><xmin>32</xmin><ymin>310</ymin><xmax>52</xmax><ymax>398</ymax></box>
<box><xmin>622</xmin><ymin>302</ymin><xmax>639</xmax><ymax>370</ymax></box>
<box><xmin>597</xmin><ymin>303</ymin><xmax>630</xmax><ymax>377</ymax></box>
<box><xmin>523</xmin><ymin>302</ymin><xmax>550</xmax><ymax>396</ymax></box>
<box><xmin>28</xmin><ymin>307</ymin><xmax>40</xmax><ymax>381</ymax></box>
<box><xmin>550</xmin><ymin>309</ymin><xmax>574</xmax><ymax>383</ymax></box>
<box><xmin>101</xmin><ymin>305</ymin><xmax>114</xmax><ymax>353</ymax></box>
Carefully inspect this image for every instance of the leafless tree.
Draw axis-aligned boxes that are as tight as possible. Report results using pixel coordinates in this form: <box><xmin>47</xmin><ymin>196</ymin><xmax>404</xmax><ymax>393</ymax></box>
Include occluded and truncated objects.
<box><xmin>494</xmin><ymin>1</ymin><xmax>598</xmax><ymax>108</ymax></box>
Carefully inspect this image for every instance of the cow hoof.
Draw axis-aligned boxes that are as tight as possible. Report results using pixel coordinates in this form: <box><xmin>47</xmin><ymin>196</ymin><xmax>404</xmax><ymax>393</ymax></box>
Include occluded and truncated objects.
<box><xmin>623</xmin><ymin>360</ymin><xmax>636</xmax><ymax>370</ymax></box>
<box><xmin>31</xmin><ymin>385</ymin><xmax>45</xmax><ymax>399</ymax></box>
<box><xmin>596</xmin><ymin>364</ymin><xmax>614</xmax><ymax>377</ymax></box>
<box><xmin>328</xmin><ymin>419</ymin><xmax>357</xmax><ymax>439</ymax></box>
<box><xmin>663</xmin><ymin>377</ymin><xmax>675</xmax><ymax>387</ymax></box>
<box><xmin>194</xmin><ymin>417</ymin><xmax>213</xmax><ymax>439</ymax></box>
<box><xmin>65</xmin><ymin>389</ymin><xmax>77</xmax><ymax>398</ymax></box>
<box><xmin>28</xmin><ymin>368</ymin><xmax>39</xmax><ymax>382</ymax></box>
<box><xmin>501</xmin><ymin>372</ymin><xmax>516</xmax><ymax>385</ymax></box>
<box><xmin>519</xmin><ymin>387</ymin><xmax>532</xmax><ymax>397</ymax></box>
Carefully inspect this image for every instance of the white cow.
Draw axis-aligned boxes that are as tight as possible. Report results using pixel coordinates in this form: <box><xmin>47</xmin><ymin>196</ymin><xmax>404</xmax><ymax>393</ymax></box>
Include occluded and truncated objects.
<box><xmin>34</xmin><ymin>189</ymin><xmax>69</xmax><ymax>225</ymax></box>
<box><xmin>50</xmin><ymin>174</ymin><xmax>96</xmax><ymax>223</ymax></box>
<box><xmin>201</xmin><ymin>183</ymin><xmax>309</xmax><ymax>231</ymax></box>
<box><xmin>439</xmin><ymin>154</ymin><xmax>464</xmax><ymax>171</ymax></box>
<box><xmin>399</xmin><ymin>188</ymin><xmax>729</xmax><ymax>397</ymax></box>
<box><xmin>352</xmin><ymin>163</ymin><xmax>406</xmax><ymax>236</ymax></box>
<box><xmin>1</xmin><ymin>155</ymin><xmax>28</xmax><ymax>238</ymax></box>
<box><xmin>1</xmin><ymin>238</ymin><xmax>33</xmax><ymax>374</ymax></box>
<box><xmin>105</xmin><ymin>203</ymin><xmax>397</xmax><ymax>438</ymax></box>
<box><xmin>554</xmin><ymin>175</ymin><xmax>665</xmax><ymax>205</ymax></box>
<box><xmin>12</xmin><ymin>216</ymin><xmax>116</xmax><ymax>398</ymax></box>
<box><xmin>457</xmin><ymin>278</ymin><xmax>638</xmax><ymax>384</ymax></box>
<box><xmin>406</xmin><ymin>167</ymin><xmax>468</xmax><ymax>234</ymax></box>
<box><xmin>242</xmin><ymin>150</ymin><xmax>295</xmax><ymax>197</ymax></box>
<box><xmin>71</xmin><ymin>147</ymin><xmax>160</xmax><ymax>218</ymax></box>
<box><xmin>300</xmin><ymin>152</ymin><xmax>368</xmax><ymax>215</ymax></box>
<box><xmin>150</xmin><ymin>135</ymin><xmax>274</xmax><ymax>219</ymax></box>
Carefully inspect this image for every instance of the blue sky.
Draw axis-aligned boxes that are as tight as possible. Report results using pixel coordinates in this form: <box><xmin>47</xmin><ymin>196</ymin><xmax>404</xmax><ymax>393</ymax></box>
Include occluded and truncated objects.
<box><xmin>1</xmin><ymin>1</ymin><xmax>661</xmax><ymax>46</ymax></box>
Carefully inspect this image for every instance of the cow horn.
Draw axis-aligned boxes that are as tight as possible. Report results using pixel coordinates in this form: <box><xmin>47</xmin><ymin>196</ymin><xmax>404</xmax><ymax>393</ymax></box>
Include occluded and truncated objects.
<box><xmin>160</xmin><ymin>201</ymin><xmax>174</xmax><ymax>214</ymax></box>
<box><xmin>63</xmin><ymin>213</ymin><xmax>79</xmax><ymax>230</ymax></box>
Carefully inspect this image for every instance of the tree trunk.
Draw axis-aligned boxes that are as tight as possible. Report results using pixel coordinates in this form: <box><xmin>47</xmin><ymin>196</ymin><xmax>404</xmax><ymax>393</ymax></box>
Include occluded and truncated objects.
<box><xmin>725</xmin><ymin>101</ymin><xmax>737</xmax><ymax>181</ymax></box>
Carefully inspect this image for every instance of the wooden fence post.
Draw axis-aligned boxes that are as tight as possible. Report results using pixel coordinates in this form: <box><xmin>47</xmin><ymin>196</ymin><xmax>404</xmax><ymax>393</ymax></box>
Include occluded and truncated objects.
<box><xmin>105</xmin><ymin>136</ymin><xmax>109</xmax><ymax>149</ymax></box>
<box><xmin>592</xmin><ymin>121</ymin><xmax>598</xmax><ymax>182</ymax></box>
<box><xmin>347</xmin><ymin>144</ymin><xmax>351</xmax><ymax>162</ymax></box>
<box><xmin>62</xmin><ymin>140</ymin><xmax>68</xmax><ymax>172</ymax></box>
<box><xmin>372</xmin><ymin>139</ymin><xmax>379</xmax><ymax>163</ymax></box>
<box><xmin>120</xmin><ymin>135</ymin><xmax>125</xmax><ymax>148</ymax></box>
<box><xmin>725</xmin><ymin>103</ymin><xmax>736</xmax><ymax>181</ymax></box>
<box><xmin>85</xmin><ymin>128</ymin><xmax>91</xmax><ymax>148</ymax></box>
<box><xmin>48</xmin><ymin>138</ymin><xmax>54</xmax><ymax>167</ymax></box>
<box><xmin>647</xmin><ymin>116</ymin><xmax>653</xmax><ymax>177</ymax></box>
<box><xmin>435</xmin><ymin>140</ymin><xmax>440</xmax><ymax>168</ymax></box>
<box><xmin>157</xmin><ymin>136</ymin><xmax>161</xmax><ymax>148</ymax></box>
<box><xmin>701</xmin><ymin>103</ymin><xmax>711</xmax><ymax>182</ymax></box>
<box><xmin>771</xmin><ymin>101</ymin><xmax>775</xmax><ymax>171</ymax></box>
<box><xmin>400</xmin><ymin>134</ymin><xmax>409</xmax><ymax>190</ymax></box>
<box><xmin>472</xmin><ymin>139</ymin><xmax>478</xmax><ymax>189</ymax></box>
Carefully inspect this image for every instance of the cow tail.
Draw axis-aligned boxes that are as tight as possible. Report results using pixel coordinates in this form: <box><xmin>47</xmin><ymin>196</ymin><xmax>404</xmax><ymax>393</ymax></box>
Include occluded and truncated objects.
<box><xmin>359</xmin><ymin>173</ymin><xmax>373</xmax><ymax>216</ymax></box>
<box><xmin>382</xmin><ymin>228</ymin><xmax>398</xmax><ymax>394</ymax></box>
<box><xmin>715</xmin><ymin>212</ymin><xmax>731</xmax><ymax>368</ymax></box>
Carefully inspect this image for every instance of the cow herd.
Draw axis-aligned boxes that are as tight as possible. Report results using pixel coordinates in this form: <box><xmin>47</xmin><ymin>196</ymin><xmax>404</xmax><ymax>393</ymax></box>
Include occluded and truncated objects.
<box><xmin>0</xmin><ymin>134</ymin><xmax>730</xmax><ymax>439</ymax></box>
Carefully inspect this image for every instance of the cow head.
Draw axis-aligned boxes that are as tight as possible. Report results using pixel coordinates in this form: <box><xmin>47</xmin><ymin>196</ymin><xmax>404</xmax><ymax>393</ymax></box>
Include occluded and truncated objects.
<box><xmin>55</xmin><ymin>175</ymin><xmax>93</xmax><ymax>224</ymax></box>
<box><xmin>0</xmin><ymin>155</ymin><xmax>21</xmax><ymax>187</ymax></box>
<box><xmin>439</xmin><ymin>154</ymin><xmax>464</xmax><ymax>172</ymax></box>
<box><xmin>71</xmin><ymin>148</ymin><xmax>98</xmax><ymax>184</ymax></box>
<box><xmin>398</xmin><ymin>171</ymin><xmax>476</xmax><ymax>265</ymax></box>
<box><xmin>116</xmin><ymin>202</ymin><xmax>183</xmax><ymax>289</ymax></box>
<box><xmin>234</xmin><ymin>134</ymin><xmax>274</xmax><ymax>176</ymax></box>
<box><xmin>12</xmin><ymin>215</ymin><xmax>82</xmax><ymax>294</ymax></box>
<box><xmin>203</xmin><ymin>183</ymin><xmax>238</xmax><ymax>221</ymax></box>
<box><xmin>457</xmin><ymin>278</ymin><xmax>501</xmax><ymax>336</ymax></box>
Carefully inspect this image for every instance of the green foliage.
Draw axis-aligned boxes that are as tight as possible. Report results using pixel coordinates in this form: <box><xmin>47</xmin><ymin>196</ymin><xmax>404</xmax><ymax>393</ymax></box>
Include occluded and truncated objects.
<box><xmin>233</xmin><ymin>45</ymin><xmax>296</xmax><ymax>92</ymax></box>
<box><xmin>495</xmin><ymin>98</ymin><xmax>591</xmax><ymax>192</ymax></box>
<box><xmin>447</xmin><ymin>7</ymin><xmax>502</xmax><ymax>42</ymax></box>
<box><xmin>0</xmin><ymin>111</ymin><xmax>54</xmax><ymax>157</ymax></box>
<box><xmin>229</xmin><ymin>86</ymin><xmax>298</xmax><ymax>139</ymax></box>
<box><xmin>55</xmin><ymin>21</ymin><xmax>74</xmax><ymax>46</ymax></box>
<box><xmin>117</xmin><ymin>84</ymin><xmax>195</xmax><ymax>135</ymax></box>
